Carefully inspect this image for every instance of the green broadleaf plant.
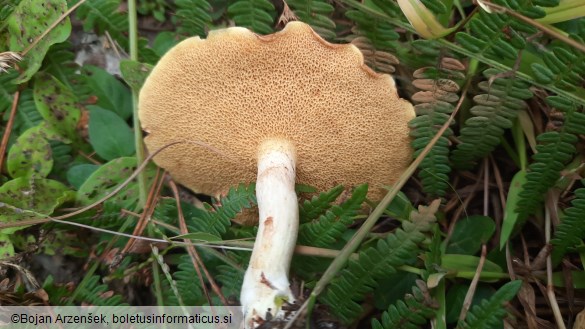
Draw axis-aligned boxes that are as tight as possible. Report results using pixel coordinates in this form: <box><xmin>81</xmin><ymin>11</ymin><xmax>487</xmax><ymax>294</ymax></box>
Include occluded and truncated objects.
<box><xmin>3</xmin><ymin>0</ymin><xmax>71</xmax><ymax>83</ymax></box>
<box><xmin>87</xmin><ymin>106</ymin><xmax>135</xmax><ymax>161</ymax></box>
<box><xmin>6</xmin><ymin>125</ymin><xmax>53</xmax><ymax>179</ymax></box>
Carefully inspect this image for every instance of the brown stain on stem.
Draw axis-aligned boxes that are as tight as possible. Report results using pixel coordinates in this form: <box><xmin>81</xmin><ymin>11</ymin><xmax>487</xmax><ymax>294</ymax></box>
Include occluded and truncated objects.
<box><xmin>264</xmin><ymin>216</ymin><xmax>274</xmax><ymax>233</ymax></box>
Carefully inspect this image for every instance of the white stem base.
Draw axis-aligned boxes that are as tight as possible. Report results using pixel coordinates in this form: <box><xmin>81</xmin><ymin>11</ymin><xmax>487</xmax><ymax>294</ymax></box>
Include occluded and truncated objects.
<box><xmin>241</xmin><ymin>139</ymin><xmax>298</xmax><ymax>328</ymax></box>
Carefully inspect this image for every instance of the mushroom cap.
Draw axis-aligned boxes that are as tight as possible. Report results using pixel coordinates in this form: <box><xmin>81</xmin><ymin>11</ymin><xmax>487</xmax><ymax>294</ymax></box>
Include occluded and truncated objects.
<box><xmin>139</xmin><ymin>21</ymin><xmax>415</xmax><ymax>201</ymax></box>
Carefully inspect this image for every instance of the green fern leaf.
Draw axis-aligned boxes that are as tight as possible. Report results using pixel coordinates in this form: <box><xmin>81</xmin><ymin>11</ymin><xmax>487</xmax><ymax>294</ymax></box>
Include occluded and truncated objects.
<box><xmin>49</xmin><ymin>140</ymin><xmax>72</xmax><ymax>180</ymax></box>
<box><xmin>320</xmin><ymin>221</ymin><xmax>428</xmax><ymax>323</ymax></box>
<box><xmin>201</xmin><ymin>183</ymin><xmax>257</xmax><ymax>234</ymax></box>
<box><xmin>155</xmin><ymin>183</ymin><xmax>255</xmax><ymax>238</ymax></box>
<box><xmin>533</xmin><ymin>35</ymin><xmax>585</xmax><ymax>91</ymax></box>
<box><xmin>68</xmin><ymin>200</ymin><xmax>131</xmax><ymax>230</ymax></box>
<box><xmin>407</xmin><ymin>41</ymin><xmax>464</xmax><ymax>197</ymax></box>
<box><xmin>298</xmin><ymin>184</ymin><xmax>367</xmax><ymax>247</ymax></box>
<box><xmin>551</xmin><ymin>182</ymin><xmax>585</xmax><ymax>260</ymax></box>
<box><xmin>71</xmin><ymin>275</ymin><xmax>127</xmax><ymax>306</ymax></box>
<box><xmin>292</xmin><ymin>184</ymin><xmax>368</xmax><ymax>280</ymax></box>
<box><xmin>293</xmin><ymin>185</ymin><xmax>367</xmax><ymax>278</ymax></box>
<box><xmin>455</xmin><ymin>5</ymin><xmax>536</xmax><ymax>61</ymax></box>
<box><xmin>74</xmin><ymin>0</ymin><xmax>128</xmax><ymax>45</ymax></box>
<box><xmin>227</xmin><ymin>0</ymin><xmax>275</xmax><ymax>35</ymax></box>
<box><xmin>531</xmin><ymin>62</ymin><xmax>555</xmax><ymax>84</ymax></box>
<box><xmin>216</xmin><ymin>264</ymin><xmax>245</xmax><ymax>298</ymax></box>
<box><xmin>42</xmin><ymin>42</ymin><xmax>91</xmax><ymax>101</ymax></box>
<box><xmin>0</xmin><ymin>0</ymin><xmax>20</xmax><ymax>23</ymax></box>
<box><xmin>452</xmin><ymin>68</ymin><xmax>533</xmax><ymax>169</ymax></box>
<box><xmin>154</xmin><ymin>200</ymin><xmax>220</xmax><ymax>238</ymax></box>
<box><xmin>419</xmin><ymin>0</ymin><xmax>447</xmax><ymax>15</ymax></box>
<box><xmin>175</xmin><ymin>0</ymin><xmax>213</xmax><ymax>37</ymax></box>
<box><xmin>163</xmin><ymin>254</ymin><xmax>206</xmax><ymax>305</ymax></box>
<box><xmin>370</xmin><ymin>0</ymin><xmax>402</xmax><ymax>18</ymax></box>
<box><xmin>535</xmin><ymin>0</ymin><xmax>559</xmax><ymax>6</ymax></box>
<box><xmin>516</xmin><ymin>97</ymin><xmax>585</xmax><ymax>214</ymax></box>
<box><xmin>216</xmin><ymin>251</ymin><xmax>247</xmax><ymax>298</ymax></box>
<box><xmin>457</xmin><ymin>280</ymin><xmax>522</xmax><ymax>329</ymax></box>
<box><xmin>372</xmin><ymin>284</ymin><xmax>436</xmax><ymax>329</ymax></box>
<box><xmin>0</xmin><ymin>70</ymin><xmax>18</xmax><ymax>112</ymax></box>
<box><xmin>299</xmin><ymin>185</ymin><xmax>344</xmax><ymax>223</ymax></box>
<box><xmin>287</xmin><ymin>0</ymin><xmax>335</xmax><ymax>39</ymax></box>
<box><xmin>10</xmin><ymin>89</ymin><xmax>43</xmax><ymax>141</ymax></box>
<box><xmin>42</xmin><ymin>275</ymin><xmax>73</xmax><ymax>305</ymax></box>
<box><xmin>346</xmin><ymin>9</ymin><xmax>399</xmax><ymax>74</ymax></box>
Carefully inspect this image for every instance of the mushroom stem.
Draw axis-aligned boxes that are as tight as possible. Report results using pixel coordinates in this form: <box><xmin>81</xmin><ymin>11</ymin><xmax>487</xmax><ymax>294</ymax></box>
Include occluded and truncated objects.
<box><xmin>241</xmin><ymin>138</ymin><xmax>298</xmax><ymax>328</ymax></box>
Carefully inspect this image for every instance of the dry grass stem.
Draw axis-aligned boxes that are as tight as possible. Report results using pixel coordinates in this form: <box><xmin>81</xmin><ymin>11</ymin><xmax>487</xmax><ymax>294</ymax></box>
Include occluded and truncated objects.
<box><xmin>0</xmin><ymin>90</ymin><xmax>20</xmax><ymax>174</ymax></box>
<box><xmin>459</xmin><ymin>244</ymin><xmax>487</xmax><ymax>322</ymax></box>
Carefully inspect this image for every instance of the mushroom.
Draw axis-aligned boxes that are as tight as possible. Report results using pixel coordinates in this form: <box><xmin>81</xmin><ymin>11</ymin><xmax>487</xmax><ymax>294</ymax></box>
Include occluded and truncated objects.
<box><xmin>138</xmin><ymin>22</ymin><xmax>415</xmax><ymax>328</ymax></box>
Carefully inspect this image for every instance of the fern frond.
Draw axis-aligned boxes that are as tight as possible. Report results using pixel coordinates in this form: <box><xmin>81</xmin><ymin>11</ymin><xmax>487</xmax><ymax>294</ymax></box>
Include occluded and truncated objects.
<box><xmin>409</xmin><ymin>50</ymin><xmax>464</xmax><ymax>197</ymax></box>
<box><xmin>419</xmin><ymin>0</ymin><xmax>447</xmax><ymax>15</ymax></box>
<box><xmin>455</xmin><ymin>7</ymin><xmax>534</xmax><ymax>63</ymax></box>
<box><xmin>298</xmin><ymin>184</ymin><xmax>367</xmax><ymax>247</ymax></box>
<box><xmin>293</xmin><ymin>185</ymin><xmax>367</xmax><ymax>278</ymax></box>
<box><xmin>299</xmin><ymin>185</ymin><xmax>344</xmax><ymax>223</ymax></box>
<box><xmin>457</xmin><ymin>280</ymin><xmax>522</xmax><ymax>329</ymax></box>
<box><xmin>319</xmin><ymin>221</ymin><xmax>429</xmax><ymax>324</ymax></box>
<box><xmin>155</xmin><ymin>183</ymin><xmax>255</xmax><ymax>237</ymax></box>
<box><xmin>174</xmin><ymin>0</ymin><xmax>213</xmax><ymax>37</ymax></box>
<box><xmin>551</xmin><ymin>182</ymin><xmax>585</xmax><ymax>260</ymax></box>
<box><xmin>154</xmin><ymin>199</ymin><xmax>220</xmax><ymax>237</ymax></box>
<box><xmin>71</xmin><ymin>275</ymin><xmax>127</xmax><ymax>306</ymax></box>
<box><xmin>227</xmin><ymin>0</ymin><xmax>275</xmax><ymax>35</ymax></box>
<box><xmin>74</xmin><ymin>0</ymin><xmax>128</xmax><ymax>46</ymax></box>
<box><xmin>201</xmin><ymin>183</ymin><xmax>257</xmax><ymax>235</ymax></box>
<box><xmin>370</xmin><ymin>0</ymin><xmax>402</xmax><ymax>18</ymax></box>
<box><xmin>347</xmin><ymin>9</ymin><xmax>399</xmax><ymax>74</ymax></box>
<box><xmin>11</xmin><ymin>89</ymin><xmax>43</xmax><ymax>140</ymax></box>
<box><xmin>0</xmin><ymin>0</ymin><xmax>20</xmax><ymax>23</ymax></box>
<box><xmin>516</xmin><ymin>97</ymin><xmax>585</xmax><ymax>214</ymax></box>
<box><xmin>215</xmin><ymin>251</ymin><xmax>247</xmax><ymax>298</ymax></box>
<box><xmin>48</xmin><ymin>141</ymin><xmax>72</xmax><ymax>180</ymax></box>
<box><xmin>530</xmin><ymin>30</ymin><xmax>585</xmax><ymax>91</ymax></box>
<box><xmin>0</xmin><ymin>70</ymin><xmax>18</xmax><ymax>112</ymax></box>
<box><xmin>454</xmin><ymin>0</ymin><xmax>561</xmax><ymax>64</ymax></box>
<box><xmin>42</xmin><ymin>42</ymin><xmax>91</xmax><ymax>101</ymax></box>
<box><xmin>287</xmin><ymin>0</ymin><xmax>335</xmax><ymax>39</ymax></box>
<box><xmin>451</xmin><ymin>68</ymin><xmax>533</xmax><ymax>169</ymax></box>
<box><xmin>372</xmin><ymin>283</ymin><xmax>437</xmax><ymax>329</ymax></box>
<box><xmin>163</xmin><ymin>254</ymin><xmax>206</xmax><ymax>305</ymax></box>
<box><xmin>67</xmin><ymin>200</ymin><xmax>132</xmax><ymax>230</ymax></box>
<box><xmin>137</xmin><ymin>37</ymin><xmax>161</xmax><ymax>65</ymax></box>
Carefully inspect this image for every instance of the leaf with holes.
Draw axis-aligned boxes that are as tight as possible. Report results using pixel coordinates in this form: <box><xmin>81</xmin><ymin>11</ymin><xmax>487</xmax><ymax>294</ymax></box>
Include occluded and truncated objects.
<box><xmin>6</xmin><ymin>126</ymin><xmax>53</xmax><ymax>179</ymax></box>
<box><xmin>0</xmin><ymin>234</ymin><xmax>15</xmax><ymax>258</ymax></box>
<box><xmin>120</xmin><ymin>60</ymin><xmax>153</xmax><ymax>91</ymax></box>
<box><xmin>76</xmin><ymin>157</ymin><xmax>155</xmax><ymax>209</ymax></box>
<box><xmin>0</xmin><ymin>177</ymin><xmax>74</xmax><ymax>235</ymax></box>
<box><xmin>33</xmin><ymin>72</ymin><xmax>83</xmax><ymax>147</ymax></box>
<box><xmin>5</xmin><ymin>0</ymin><xmax>71</xmax><ymax>83</ymax></box>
